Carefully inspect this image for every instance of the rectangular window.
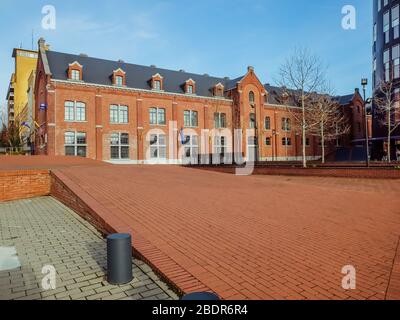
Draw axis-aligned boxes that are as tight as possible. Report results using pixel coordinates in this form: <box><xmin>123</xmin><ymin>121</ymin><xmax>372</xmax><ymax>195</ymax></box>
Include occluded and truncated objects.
<box><xmin>393</xmin><ymin>5</ymin><xmax>400</xmax><ymax>39</ymax></box>
<box><xmin>71</xmin><ymin>70</ymin><xmax>80</xmax><ymax>81</ymax></box>
<box><xmin>282</xmin><ymin>137</ymin><xmax>292</xmax><ymax>146</ymax></box>
<box><xmin>265</xmin><ymin>137</ymin><xmax>271</xmax><ymax>146</ymax></box>
<box><xmin>249</xmin><ymin>113</ymin><xmax>256</xmax><ymax>129</ymax></box>
<box><xmin>64</xmin><ymin>101</ymin><xmax>86</xmax><ymax>122</ymax></box>
<box><xmin>110</xmin><ymin>105</ymin><xmax>128</xmax><ymax>124</ymax></box>
<box><xmin>214</xmin><ymin>136</ymin><xmax>226</xmax><ymax>155</ymax></box>
<box><xmin>384</xmin><ymin>49</ymin><xmax>390</xmax><ymax>81</ymax></box>
<box><xmin>182</xmin><ymin>135</ymin><xmax>199</xmax><ymax>162</ymax></box>
<box><xmin>115</xmin><ymin>76</ymin><xmax>123</xmax><ymax>86</ymax></box>
<box><xmin>187</xmin><ymin>85</ymin><xmax>194</xmax><ymax>94</ymax></box>
<box><xmin>110</xmin><ymin>133</ymin><xmax>129</xmax><ymax>160</ymax></box>
<box><xmin>64</xmin><ymin>101</ymin><xmax>74</xmax><ymax>121</ymax></box>
<box><xmin>184</xmin><ymin>110</ymin><xmax>198</xmax><ymax>127</ymax></box>
<box><xmin>265</xmin><ymin>117</ymin><xmax>271</xmax><ymax>130</ymax></box>
<box><xmin>149</xmin><ymin>107</ymin><xmax>166</xmax><ymax>125</ymax></box>
<box><xmin>282</xmin><ymin>118</ymin><xmax>291</xmax><ymax>131</ymax></box>
<box><xmin>384</xmin><ymin>11</ymin><xmax>390</xmax><ymax>44</ymax></box>
<box><xmin>393</xmin><ymin>45</ymin><xmax>400</xmax><ymax>79</ymax></box>
<box><xmin>154</xmin><ymin>80</ymin><xmax>161</xmax><ymax>91</ymax></box>
<box><xmin>64</xmin><ymin>132</ymin><xmax>87</xmax><ymax>157</ymax></box>
<box><xmin>214</xmin><ymin>113</ymin><xmax>227</xmax><ymax>129</ymax></box>
<box><xmin>302</xmin><ymin>137</ymin><xmax>310</xmax><ymax>146</ymax></box>
<box><xmin>150</xmin><ymin>134</ymin><xmax>167</xmax><ymax>159</ymax></box>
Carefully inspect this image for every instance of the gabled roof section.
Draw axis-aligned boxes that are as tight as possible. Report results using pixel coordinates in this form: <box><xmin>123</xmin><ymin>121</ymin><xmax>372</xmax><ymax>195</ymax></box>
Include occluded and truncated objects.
<box><xmin>335</xmin><ymin>93</ymin><xmax>354</xmax><ymax>105</ymax></box>
<box><xmin>46</xmin><ymin>50</ymin><xmax>234</xmax><ymax>97</ymax></box>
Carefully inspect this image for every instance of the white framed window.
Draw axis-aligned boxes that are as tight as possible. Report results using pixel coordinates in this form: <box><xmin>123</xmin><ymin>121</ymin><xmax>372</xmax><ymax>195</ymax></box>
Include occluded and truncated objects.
<box><xmin>115</xmin><ymin>75</ymin><xmax>123</xmax><ymax>86</ymax></box>
<box><xmin>265</xmin><ymin>116</ymin><xmax>271</xmax><ymax>130</ymax></box>
<box><xmin>214</xmin><ymin>136</ymin><xmax>226</xmax><ymax>155</ymax></box>
<box><xmin>149</xmin><ymin>107</ymin><xmax>166</xmax><ymax>125</ymax></box>
<box><xmin>153</xmin><ymin>80</ymin><xmax>161</xmax><ymax>91</ymax></box>
<box><xmin>187</xmin><ymin>85</ymin><xmax>194</xmax><ymax>94</ymax></box>
<box><xmin>110</xmin><ymin>133</ymin><xmax>129</xmax><ymax>160</ymax></box>
<box><xmin>65</xmin><ymin>132</ymin><xmax>87</xmax><ymax>157</ymax></box>
<box><xmin>282</xmin><ymin>118</ymin><xmax>291</xmax><ymax>131</ymax></box>
<box><xmin>184</xmin><ymin>110</ymin><xmax>198</xmax><ymax>127</ymax></box>
<box><xmin>150</xmin><ymin>134</ymin><xmax>167</xmax><ymax>159</ymax></box>
<box><xmin>64</xmin><ymin>101</ymin><xmax>86</xmax><ymax>122</ymax></box>
<box><xmin>249</xmin><ymin>113</ymin><xmax>256</xmax><ymax>129</ymax></box>
<box><xmin>110</xmin><ymin>105</ymin><xmax>128</xmax><ymax>124</ymax></box>
<box><xmin>282</xmin><ymin>137</ymin><xmax>292</xmax><ymax>146</ymax></box>
<box><xmin>71</xmin><ymin>69</ymin><xmax>81</xmax><ymax>81</ymax></box>
<box><xmin>214</xmin><ymin>112</ymin><xmax>227</xmax><ymax>128</ymax></box>
<box><xmin>182</xmin><ymin>134</ymin><xmax>199</xmax><ymax>161</ymax></box>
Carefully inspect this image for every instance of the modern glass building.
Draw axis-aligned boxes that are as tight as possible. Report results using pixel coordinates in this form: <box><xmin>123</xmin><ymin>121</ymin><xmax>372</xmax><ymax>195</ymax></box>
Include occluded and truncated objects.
<box><xmin>372</xmin><ymin>0</ymin><xmax>400</xmax><ymax>160</ymax></box>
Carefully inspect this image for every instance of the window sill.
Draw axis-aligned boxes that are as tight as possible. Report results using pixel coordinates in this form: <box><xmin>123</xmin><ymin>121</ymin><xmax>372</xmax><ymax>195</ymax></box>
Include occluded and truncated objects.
<box><xmin>64</xmin><ymin>120</ymin><xmax>88</xmax><ymax>123</ymax></box>
<box><xmin>110</xmin><ymin>122</ymin><xmax>129</xmax><ymax>125</ymax></box>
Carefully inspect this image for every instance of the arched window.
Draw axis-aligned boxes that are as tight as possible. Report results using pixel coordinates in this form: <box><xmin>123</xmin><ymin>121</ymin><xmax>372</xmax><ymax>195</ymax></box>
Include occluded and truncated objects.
<box><xmin>249</xmin><ymin>91</ymin><xmax>255</xmax><ymax>103</ymax></box>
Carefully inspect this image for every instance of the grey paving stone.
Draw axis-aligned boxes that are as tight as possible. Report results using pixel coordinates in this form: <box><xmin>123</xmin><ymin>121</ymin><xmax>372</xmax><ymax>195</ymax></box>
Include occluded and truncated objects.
<box><xmin>0</xmin><ymin>197</ymin><xmax>178</xmax><ymax>301</ymax></box>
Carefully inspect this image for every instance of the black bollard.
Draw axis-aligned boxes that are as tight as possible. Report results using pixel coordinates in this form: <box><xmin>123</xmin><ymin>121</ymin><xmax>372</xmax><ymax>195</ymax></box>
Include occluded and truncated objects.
<box><xmin>107</xmin><ymin>233</ymin><xmax>133</xmax><ymax>285</ymax></box>
<box><xmin>181</xmin><ymin>292</ymin><xmax>220</xmax><ymax>301</ymax></box>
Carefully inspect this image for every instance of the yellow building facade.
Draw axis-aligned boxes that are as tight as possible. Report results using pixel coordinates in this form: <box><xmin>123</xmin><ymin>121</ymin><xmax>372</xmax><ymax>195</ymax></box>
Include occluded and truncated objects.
<box><xmin>7</xmin><ymin>48</ymin><xmax>38</xmax><ymax>124</ymax></box>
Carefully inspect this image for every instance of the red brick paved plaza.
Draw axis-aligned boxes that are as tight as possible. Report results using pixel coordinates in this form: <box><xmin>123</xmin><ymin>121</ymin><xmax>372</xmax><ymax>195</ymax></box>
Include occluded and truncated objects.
<box><xmin>55</xmin><ymin>164</ymin><xmax>400</xmax><ymax>300</ymax></box>
<box><xmin>1</xmin><ymin>156</ymin><xmax>400</xmax><ymax>300</ymax></box>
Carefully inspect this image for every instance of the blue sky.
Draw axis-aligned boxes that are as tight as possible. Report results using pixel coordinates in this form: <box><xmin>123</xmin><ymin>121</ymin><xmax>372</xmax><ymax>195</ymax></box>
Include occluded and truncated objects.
<box><xmin>0</xmin><ymin>0</ymin><xmax>372</xmax><ymax>116</ymax></box>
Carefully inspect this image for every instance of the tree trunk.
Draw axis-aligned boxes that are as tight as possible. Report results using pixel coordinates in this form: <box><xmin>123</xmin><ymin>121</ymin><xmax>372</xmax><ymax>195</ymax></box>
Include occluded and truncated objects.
<box><xmin>302</xmin><ymin>93</ymin><xmax>307</xmax><ymax>168</ymax></box>
<box><xmin>321</xmin><ymin>121</ymin><xmax>325</xmax><ymax>164</ymax></box>
<box><xmin>388</xmin><ymin>110</ymin><xmax>392</xmax><ymax>163</ymax></box>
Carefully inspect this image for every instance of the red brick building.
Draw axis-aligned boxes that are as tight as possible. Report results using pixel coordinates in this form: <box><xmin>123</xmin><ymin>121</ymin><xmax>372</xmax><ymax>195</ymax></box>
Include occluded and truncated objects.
<box><xmin>34</xmin><ymin>39</ymin><xmax>365</xmax><ymax>164</ymax></box>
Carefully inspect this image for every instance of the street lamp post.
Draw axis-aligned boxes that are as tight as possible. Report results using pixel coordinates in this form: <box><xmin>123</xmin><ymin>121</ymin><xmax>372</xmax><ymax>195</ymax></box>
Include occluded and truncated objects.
<box><xmin>361</xmin><ymin>78</ymin><xmax>370</xmax><ymax>167</ymax></box>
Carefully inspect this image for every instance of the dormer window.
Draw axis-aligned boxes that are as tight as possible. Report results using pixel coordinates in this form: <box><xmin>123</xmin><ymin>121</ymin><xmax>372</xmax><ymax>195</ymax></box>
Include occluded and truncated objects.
<box><xmin>112</xmin><ymin>68</ymin><xmax>126</xmax><ymax>87</ymax></box>
<box><xmin>71</xmin><ymin>70</ymin><xmax>80</xmax><ymax>81</ymax></box>
<box><xmin>185</xmin><ymin>79</ymin><xmax>196</xmax><ymax>95</ymax></box>
<box><xmin>68</xmin><ymin>61</ymin><xmax>83</xmax><ymax>81</ymax></box>
<box><xmin>154</xmin><ymin>80</ymin><xmax>161</xmax><ymax>90</ymax></box>
<box><xmin>151</xmin><ymin>73</ymin><xmax>163</xmax><ymax>91</ymax></box>
<box><xmin>115</xmin><ymin>76</ymin><xmax>123</xmax><ymax>86</ymax></box>
<box><xmin>213</xmin><ymin>83</ymin><xmax>225</xmax><ymax>97</ymax></box>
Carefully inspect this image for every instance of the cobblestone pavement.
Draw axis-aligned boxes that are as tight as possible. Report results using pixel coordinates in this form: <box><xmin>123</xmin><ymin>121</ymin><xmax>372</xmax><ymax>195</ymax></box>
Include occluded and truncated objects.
<box><xmin>0</xmin><ymin>197</ymin><xmax>179</xmax><ymax>300</ymax></box>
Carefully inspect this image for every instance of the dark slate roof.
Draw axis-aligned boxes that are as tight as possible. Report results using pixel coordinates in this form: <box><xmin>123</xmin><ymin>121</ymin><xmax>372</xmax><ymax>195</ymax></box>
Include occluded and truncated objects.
<box><xmin>334</xmin><ymin>93</ymin><xmax>354</xmax><ymax>105</ymax></box>
<box><xmin>46</xmin><ymin>51</ymin><xmax>236</xmax><ymax>97</ymax></box>
<box><xmin>264</xmin><ymin>84</ymin><xmax>355</xmax><ymax>107</ymax></box>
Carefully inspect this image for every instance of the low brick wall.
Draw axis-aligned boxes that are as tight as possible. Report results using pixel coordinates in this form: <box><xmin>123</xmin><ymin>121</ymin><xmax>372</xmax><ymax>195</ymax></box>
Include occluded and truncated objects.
<box><xmin>193</xmin><ymin>166</ymin><xmax>400</xmax><ymax>179</ymax></box>
<box><xmin>50</xmin><ymin>172</ymin><xmax>114</xmax><ymax>235</ymax></box>
<box><xmin>0</xmin><ymin>170</ymin><xmax>51</xmax><ymax>202</ymax></box>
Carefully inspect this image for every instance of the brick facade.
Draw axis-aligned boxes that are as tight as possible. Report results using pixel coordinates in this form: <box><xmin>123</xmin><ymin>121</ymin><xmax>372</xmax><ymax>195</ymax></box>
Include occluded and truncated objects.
<box><xmin>0</xmin><ymin>170</ymin><xmax>51</xmax><ymax>202</ymax></box>
<box><xmin>34</xmin><ymin>40</ymin><xmax>365</xmax><ymax>164</ymax></box>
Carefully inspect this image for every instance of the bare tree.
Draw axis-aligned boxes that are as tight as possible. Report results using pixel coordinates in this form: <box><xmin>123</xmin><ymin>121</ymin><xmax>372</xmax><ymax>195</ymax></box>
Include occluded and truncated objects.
<box><xmin>374</xmin><ymin>79</ymin><xmax>400</xmax><ymax>162</ymax></box>
<box><xmin>278</xmin><ymin>47</ymin><xmax>327</xmax><ymax>167</ymax></box>
<box><xmin>308</xmin><ymin>91</ymin><xmax>350</xmax><ymax>163</ymax></box>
